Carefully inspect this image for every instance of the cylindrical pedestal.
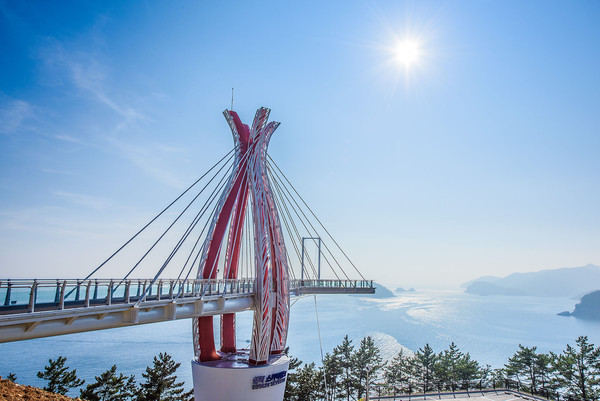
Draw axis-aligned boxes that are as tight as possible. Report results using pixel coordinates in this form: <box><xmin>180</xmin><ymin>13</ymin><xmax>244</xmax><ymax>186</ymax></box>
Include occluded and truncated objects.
<box><xmin>191</xmin><ymin>353</ymin><xmax>289</xmax><ymax>401</ymax></box>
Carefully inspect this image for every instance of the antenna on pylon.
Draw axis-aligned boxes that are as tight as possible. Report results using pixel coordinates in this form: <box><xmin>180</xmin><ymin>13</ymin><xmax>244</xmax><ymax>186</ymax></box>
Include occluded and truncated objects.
<box><xmin>230</xmin><ymin>88</ymin><xmax>234</xmax><ymax>110</ymax></box>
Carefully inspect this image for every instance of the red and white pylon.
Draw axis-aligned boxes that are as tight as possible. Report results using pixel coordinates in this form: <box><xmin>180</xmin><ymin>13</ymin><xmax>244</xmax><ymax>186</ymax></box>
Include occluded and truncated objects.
<box><xmin>192</xmin><ymin>107</ymin><xmax>290</xmax><ymax>365</ymax></box>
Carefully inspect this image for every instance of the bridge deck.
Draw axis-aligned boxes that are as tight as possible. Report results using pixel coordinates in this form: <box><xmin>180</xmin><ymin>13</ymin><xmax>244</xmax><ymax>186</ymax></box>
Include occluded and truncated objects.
<box><xmin>0</xmin><ymin>278</ymin><xmax>374</xmax><ymax>343</ymax></box>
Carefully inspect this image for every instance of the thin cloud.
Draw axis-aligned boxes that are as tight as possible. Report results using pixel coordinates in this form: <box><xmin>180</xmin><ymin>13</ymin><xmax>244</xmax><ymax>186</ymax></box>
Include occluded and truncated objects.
<box><xmin>69</xmin><ymin>61</ymin><xmax>149</xmax><ymax>127</ymax></box>
<box><xmin>53</xmin><ymin>134</ymin><xmax>83</xmax><ymax>143</ymax></box>
<box><xmin>41</xmin><ymin>168</ymin><xmax>79</xmax><ymax>176</ymax></box>
<box><xmin>0</xmin><ymin>207</ymin><xmax>134</xmax><ymax>239</ymax></box>
<box><xmin>105</xmin><ymin>136</ymin><xmax>187</xmax><ymax>189</ymax></box>
<box><xmin>39</xmin><ymin>39</ymin><xmax>150</xmax><ymax>131</ymax></box>
<box><xmin>35</xmin><ymin>39</ymin><xmax>184</xmax><ymax>187</ymax></box>
<box><xmin>53</xmin><ymin>190</ymin><xmax>113</xmax><ymax>210</ymax></box>
<box><xmin>0</xmin><ymin>96</ymin><xmax>34</xmax><ymax>135</ymax></box>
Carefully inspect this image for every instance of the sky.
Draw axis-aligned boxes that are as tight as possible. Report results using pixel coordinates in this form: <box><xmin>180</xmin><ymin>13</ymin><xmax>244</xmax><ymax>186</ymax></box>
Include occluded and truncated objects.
<box><xmin>1</xmin><ymin>0</ymin><xmax>599</xmax><ymax>289</ymax></box>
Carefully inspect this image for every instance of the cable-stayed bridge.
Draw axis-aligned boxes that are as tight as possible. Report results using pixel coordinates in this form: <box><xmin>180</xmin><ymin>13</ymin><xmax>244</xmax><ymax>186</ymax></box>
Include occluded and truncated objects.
<box><xmin>0</xmin><ymin>278</ymin><xmax>373</xmax><ymax>342</ymax></box>
<box><xmin>0</xmin><ymin>107</ymin><xmax>375</xmax><ymax>401</ymax></box>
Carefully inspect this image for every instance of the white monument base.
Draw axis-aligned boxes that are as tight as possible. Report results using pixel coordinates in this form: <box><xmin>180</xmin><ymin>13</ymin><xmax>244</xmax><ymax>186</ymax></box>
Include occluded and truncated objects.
<box><xmin>191</xmin><ymin>352</ymin><xmax>290</xmax><ymax>401</ymax></box>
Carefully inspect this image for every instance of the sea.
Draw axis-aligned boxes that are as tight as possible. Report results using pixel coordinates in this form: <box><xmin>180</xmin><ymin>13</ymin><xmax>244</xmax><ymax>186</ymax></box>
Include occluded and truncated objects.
<box><xmin>1</xmin><ymin>289</ymin><xmax>599</xmax><ymax>396</ymax></box>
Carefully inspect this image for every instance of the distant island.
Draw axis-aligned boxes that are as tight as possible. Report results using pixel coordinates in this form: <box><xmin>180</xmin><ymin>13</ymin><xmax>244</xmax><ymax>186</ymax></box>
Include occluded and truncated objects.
<box><xmin>357</xmin><ymin>284</ymin><xmax>414</xmax><ymax>298</ymax></box>
<box><xmin>359</xmin><ymin>282</ymin><xmax>394</xmax><ymax>298</ymax></box>
<box><xmin>558</xmin><ymin>290</ymin><xmax>600</xmax><ymax>320</ymax></box>
<box><xmin>463</xmin><ymin>264</ymin><xmax>600</xmax><ymax>298</ymax></box>
<box><xmin>394</xmin><ymin>287</ymin><xmax>416</xmax><ymax>293</ymax></box>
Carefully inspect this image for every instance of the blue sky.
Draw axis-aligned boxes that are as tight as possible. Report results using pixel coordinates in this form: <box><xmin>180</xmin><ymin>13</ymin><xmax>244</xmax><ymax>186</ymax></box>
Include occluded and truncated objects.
<box><xmin>1</xmin><ymin>1</ymin><xmax>599</xmax><ymax>288</ymax></box>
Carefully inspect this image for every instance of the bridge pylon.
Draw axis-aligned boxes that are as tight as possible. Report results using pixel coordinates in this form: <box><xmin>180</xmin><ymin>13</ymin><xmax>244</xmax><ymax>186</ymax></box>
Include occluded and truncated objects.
<box><xmin>191</xmin><ymin>107</ymin><xmax>290</xmax><ymax>401</ymax></box>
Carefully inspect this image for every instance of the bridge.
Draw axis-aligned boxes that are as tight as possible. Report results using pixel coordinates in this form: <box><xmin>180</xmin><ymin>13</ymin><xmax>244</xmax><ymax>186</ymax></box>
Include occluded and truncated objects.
<box><xmin>0</xmin><ymin>278</ymin><xmax>373</xmax><ymax>342</ymax></box>
<box><xmin>0</xmin><ymin>106</ymin><xmax>375</xmax><ymax>400</ymax></box>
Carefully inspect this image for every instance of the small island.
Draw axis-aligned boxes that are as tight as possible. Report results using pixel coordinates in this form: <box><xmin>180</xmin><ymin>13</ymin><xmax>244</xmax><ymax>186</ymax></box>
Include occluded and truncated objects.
<box><xmin>558</xmin><ymin>290</ymin><xmax>600</xmax><ymax>320</ymax></box>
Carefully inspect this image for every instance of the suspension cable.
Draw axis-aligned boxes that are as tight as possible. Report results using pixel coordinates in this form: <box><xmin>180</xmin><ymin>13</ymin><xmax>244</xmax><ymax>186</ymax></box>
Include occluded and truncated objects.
<box><xmin>268</xmin><ymin>163</ymin><xmax>346</xmax><ymax>279</ymax></box>
<box><xmin>139</xmin><ymin>158</ymin><xmax>235</xmax><ymax>304</ymax></box>
<box><xmin>118</xmin><ymin>155</ymin><xmax>235</xmax><ymax>288</ymax></box>
<box><xmin>314</xmin><ymin>295</ymin><xmax>329</xmax><ymax>398</ymax></box>
<box><xmin>83</xmin><ymin>148</ymin><xmax>236</xmax><ymax>280</ymax></box>
<box><xmin>268</xmin><ymin>159</ymin><xmax>362</xmax><ymax>280</ymax></box>
<box><xmin>269</xmin><ymin>168</ymin><xmax>321</xmax><ymax>279</ymax></box>
<box><xmin>268</xmin><ymin>167</ymin><xmax>340</xmax><ymax>280</ymax></box>
<box><xmin>270</xmin><ymin>174</ymin><xmax>319</xmax><ymax>279</ymax></box>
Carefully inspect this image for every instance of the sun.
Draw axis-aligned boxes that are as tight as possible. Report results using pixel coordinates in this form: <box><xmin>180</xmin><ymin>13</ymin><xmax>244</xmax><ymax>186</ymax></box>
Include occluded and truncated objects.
<box><xmin>394</xmin><ymin>39</ymin><xmax>421</xmax><ymax>67</ymax></box>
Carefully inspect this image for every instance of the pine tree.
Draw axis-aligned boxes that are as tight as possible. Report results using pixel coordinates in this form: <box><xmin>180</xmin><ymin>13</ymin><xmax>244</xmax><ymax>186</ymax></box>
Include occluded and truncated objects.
<box><xmin>551</xmin><ymin>336</ymin><xmax>600</xmax><ymax>401</ymax></box>
<box><xmin>79</xmin><ymin>365</ymin><xmax>136</xmax><ymax>401</ymax></box>
<box><xmin>413</xmin><ymin>344</ymin><xmax>437</xmax><ymax>392</ymax></box>
<box><xmin>36</xmin><ymin>356</ymin><xmax>85</xmax><ymax>395</ymax></box>
<box><xmin>435</xmin><ymin>342</ymin><xmax>462</xmax><ymax>389</ymax></box>
<box><xmin>284</xmin><ymin>348</ymin><xmax>304</xmax><ymax>401</ymax></box>
<box><xmin>7</xmin><ymin>373</ymin><xmax>17</xmax><ymax>382</ymax></box>
<box><xmin>478</xmin><ymin>364</ymin><xmax>493</xmax><ymax>388</ymax></box>
<box><xmin>333</xmin><ymin>335</ymin><xmax>356</xmax><ymax>401</ymax></box>
<box><xmin>137</xmin><ymin>353</ymin><xmax>193</xmax><ymax>401</ymax></box>
<box><xmin>455</xmin><ymin>352</ymin><xmax>480</xmax><ymax>389</ymax></box>
<box><xmin>353</xmin><ymin>336</ymin><xmax>385</xmax><ymax>400</ymax></box>
<box><xmin>505</xmin><ymin>345</ymin><xmax>547</xmax><ymax>394</ymax></box>
<box><xmin>295</xmin><ymin>362</ymin><xmax>322</xmax><ymax>401</ymax></box>
<box><xmin>384</xmin><ymin>349</ymin><xmax>412</xmax><ymax>394</ymax></box>
<box><xmin>322</xmin><ymin>351</ymin><xmax>343</xmax><ymax>400</ymax></box>
<box><xmin>534</xmin><ymin>353</ymin><xmax>553</xmax><ymax>397</ymax></box>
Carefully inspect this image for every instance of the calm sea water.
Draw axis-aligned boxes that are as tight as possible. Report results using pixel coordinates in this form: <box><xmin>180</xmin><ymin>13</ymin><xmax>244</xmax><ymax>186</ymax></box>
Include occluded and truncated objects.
<box><xmin>1</xmin><ymin>290</ymin><xmax>599</xmax><ymax>396</ymax></box>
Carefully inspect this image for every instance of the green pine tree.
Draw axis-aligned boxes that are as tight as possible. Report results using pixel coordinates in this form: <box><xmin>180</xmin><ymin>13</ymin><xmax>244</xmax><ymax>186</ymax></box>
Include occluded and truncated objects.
<box><xmin>36</xmin><ymin>356</ymin><xmax>85</xmax><ymax>395</ymax></box>
<box><xmin>321</xmin><ymin>351</ymin><xmax>343</xmax><ymax>400</ymax></box>
<box><xmin>434</xmin><ymin>342</ymin><xmax>462</xmax><ymax>389</ymax></box>
<box><xmin>413</xmin><ymin>344</ymin><xmax>437</xmax><ymax>392</ymax></box>
<box><xmin>505</xmin><ymin>345</ymin><xmax>547</xmax><ymax>394</ymax></box>
<box><xmin>455</xmin><ymin>352</ymin><xmax>481</xmax><ymax>389</ymax></box>
<box><xmin>80</xmin><ymin>365</ymin><xmax>136</xmax><ymax>401</ymax></box>
<box><xmin>137</xmin><ymin>353</ymin><xmax>193</xmax><ymax>401</ymax></box>
<box><xmin>551</xmin><ymin>336</ymin><xmax>600</xmax><ymax>401</ymax></box>
<box><xmin>352</xmin><ymin>336</ymin><xmax>385</xmax><ymax>400</ymax></box>
<box><xmin>333</xmin><ymin>335</ymin><xmax>356</xmax><ymax>401</ymax></box>
<box><xmin>6</xmin><ymin>373</ymin><xmax>17</xmax><ymax>382</ymax></box>
<box><xmin>284</xmin><ymin>347</ymin><xmax>303</xmax><ymax>401</ymax></box>
<box><xmin>294</xmin><ymin>362</ymin><xmax>322</xmax><ymax>401</ymax></box>
<box><xmin>383</xmin><ymin>349</ymin><xmax>412</xmax><ymax>394</ymax></box>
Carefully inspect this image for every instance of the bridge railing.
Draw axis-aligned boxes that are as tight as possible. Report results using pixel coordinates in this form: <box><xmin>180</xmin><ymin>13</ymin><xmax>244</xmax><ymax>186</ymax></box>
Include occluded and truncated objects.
<box><xmin>0</xmin><ymin>278</ymin><xmax>256</xmax><ymax>314</ymax></box>
<box><xmin>0</xmin><ymin>278</ymin><xmax>374</xmax><ymax>315</ymax></box>
<box><xmin>289</xmin><ymin>279</ymin><xmax>373</xmax><ymax>289</ymax></box>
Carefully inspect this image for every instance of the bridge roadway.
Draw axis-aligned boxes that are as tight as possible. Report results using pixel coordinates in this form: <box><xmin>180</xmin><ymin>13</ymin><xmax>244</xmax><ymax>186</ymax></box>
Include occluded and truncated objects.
<box><xmin>0</xmin><ymin>278</ymin><xmax>374</xmax><ymax>343</ymax></box>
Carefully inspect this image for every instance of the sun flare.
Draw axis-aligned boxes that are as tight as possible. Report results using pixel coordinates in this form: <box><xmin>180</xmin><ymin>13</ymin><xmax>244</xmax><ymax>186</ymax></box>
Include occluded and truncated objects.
<box><xmin>394</xmin><ymin>39</ymin><xmax>421</xmax><ymax>67</ymax></box>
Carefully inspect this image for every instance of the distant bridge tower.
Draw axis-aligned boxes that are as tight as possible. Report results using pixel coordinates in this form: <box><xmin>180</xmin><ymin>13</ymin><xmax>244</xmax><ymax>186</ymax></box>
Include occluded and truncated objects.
<box><xmin>191</xmin><ymin>107</ymin><xmax>290</xmax><ymax>401</ymax></box>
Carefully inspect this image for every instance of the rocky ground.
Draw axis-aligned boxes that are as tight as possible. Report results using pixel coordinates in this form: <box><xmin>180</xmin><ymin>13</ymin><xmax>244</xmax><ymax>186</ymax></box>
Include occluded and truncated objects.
<box><xmin>0</xmin><ymin>378</ymin><xmax>80</xmax><ymax>401</ymax></box>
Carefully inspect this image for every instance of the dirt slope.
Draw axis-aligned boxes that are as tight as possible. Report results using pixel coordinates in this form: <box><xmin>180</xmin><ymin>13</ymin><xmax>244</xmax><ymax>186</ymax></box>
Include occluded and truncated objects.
<box><xmin>0</xmin><ymin>378</ymin><xmax>81</xmax><ymax>401</ymax></box>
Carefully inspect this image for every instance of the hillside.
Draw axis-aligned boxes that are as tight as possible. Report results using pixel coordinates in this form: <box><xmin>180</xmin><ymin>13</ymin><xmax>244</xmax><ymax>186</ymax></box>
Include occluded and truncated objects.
<box><xmin>464</xmin><ymin>264</ymin><xmax>600</xmax><ymax>297</ymax></box>
<box><xmin>372</xmin><ymin>282</ymin><xmax>395</xmax><ymax>298</ymax></box>
<box><xmin>566</xmin><ymin>290</ymin><xmax>600</xmax><ymax>320</ymax></box>
<box><xmin>464</xmin><ymin>281</ymin><xmax>527</xmax><ymax>296</ymax></box>
<box><xmin>0</xmin><ymin>378</ymin><xmax>79</xmax><ymax>400</ymax></box>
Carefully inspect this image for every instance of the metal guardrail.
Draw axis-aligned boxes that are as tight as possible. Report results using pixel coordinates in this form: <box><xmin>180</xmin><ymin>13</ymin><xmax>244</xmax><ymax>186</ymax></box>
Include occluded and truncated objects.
<box><xmin>290</xmin><ymin>279</ymin><xmax>374</xmax><ymax>289</ymax></box>
<box><xmin>0</xmin><ymin>278</ymin><xmax>375</xmax><ymax>315</ymax></box>
<box><xmin>289</xmin><ymin>279</ymin><xmax>375</xmax><ymax>295</ymax></box>
<box><xmin>0</xmin><ymin>278</ymin><xmax>375</xmax><ymax>343</ymax></box>
<box><xmin>367</xmin><ymin>388</ymin><xmax>550</xmax><ymax>401</ymax></box>
<box><xmin>365</xmin><ymin>378</ymin><xmax>569</xmax><ymax>401</ymax></box>
<box><xmin>0</xmin><ymin>278</ymin><xmax>255</xmax><ymax>315</ymax></box>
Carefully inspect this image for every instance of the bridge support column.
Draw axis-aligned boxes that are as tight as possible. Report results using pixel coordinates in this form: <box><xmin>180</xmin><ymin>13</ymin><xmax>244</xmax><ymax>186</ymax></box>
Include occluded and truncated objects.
<box><xmin>191</xmin><ymin>353</ymin><xmax>289</xmax><ymax>401</ymax></box>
